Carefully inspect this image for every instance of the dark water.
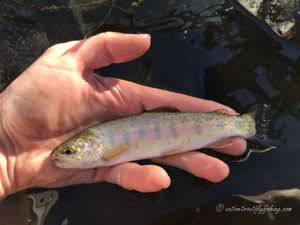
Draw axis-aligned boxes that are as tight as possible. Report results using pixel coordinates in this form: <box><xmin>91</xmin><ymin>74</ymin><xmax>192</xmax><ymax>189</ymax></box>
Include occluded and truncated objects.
<box><xmin>1</xmin><ymin>0</ymin><xmax>300</xmax><ymax>224</ymax></box>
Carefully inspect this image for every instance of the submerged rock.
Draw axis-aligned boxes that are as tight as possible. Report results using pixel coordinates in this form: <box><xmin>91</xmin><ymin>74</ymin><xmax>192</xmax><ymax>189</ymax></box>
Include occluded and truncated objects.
<box><xmin>68</xmin><ymin>0</ymin><xmax>226</xmax><ymax>36</ymax></box>
<box><xmin>234</xmin><ymin>0</ymin><xmax>300</xmax><ymax>43</ymax></box>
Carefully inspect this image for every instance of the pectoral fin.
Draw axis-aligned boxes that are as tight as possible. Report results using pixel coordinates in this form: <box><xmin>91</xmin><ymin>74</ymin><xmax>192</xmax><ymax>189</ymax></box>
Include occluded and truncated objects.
<box><xmin>161</xmin><ymin>147</ymin><xmax>185</xmax><ymax>157</ymax></box>
<box><xmin>101</xmin><ymin>144</ymin><xmax>130</xmax><ymax>161</ymax></box>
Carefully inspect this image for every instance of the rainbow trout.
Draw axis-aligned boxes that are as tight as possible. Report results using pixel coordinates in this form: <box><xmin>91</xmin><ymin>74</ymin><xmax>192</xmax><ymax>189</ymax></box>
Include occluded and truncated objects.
<box><xmin>51</xmin><ymin>105</ymin><xmax>275</xmax><ymax>168</ymax></box>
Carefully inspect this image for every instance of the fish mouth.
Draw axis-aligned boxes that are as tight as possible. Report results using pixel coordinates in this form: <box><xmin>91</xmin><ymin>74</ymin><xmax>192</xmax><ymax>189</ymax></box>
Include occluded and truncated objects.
<box><xmin>51</xmin><ymin>154</ymin><xmax>78</xmax><ymax>168</ymax></box>
<box><xmin>50</xmin><ymin>153</ymin><xmax>63</xmax><ymax>161</ymax></box>
<box><xmin>51</xmin><ymin>158</ymin><xmax>70</xmax><ymax>168</ymax></box>
<box><xmin>52</xmin><ymin>159</ymin><xmax>62</xmax><ymax>165</ymax></box>
<box><xmin>52</xmin><ymin>158</ymin><xmax>63</xmax><ymax>165</ymax></box>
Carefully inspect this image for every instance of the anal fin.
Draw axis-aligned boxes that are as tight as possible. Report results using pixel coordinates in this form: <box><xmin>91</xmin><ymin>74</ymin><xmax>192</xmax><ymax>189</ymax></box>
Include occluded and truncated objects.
<box><xmin>145</xmin><ymin>107</ymin><xmax>181</xmax><ymax>113</ymax></box>
<box><xmin>207</xmin><ymin>142</ymin><xmax>233</xmax><ymax>149</ymax></box>
<box><xmin>101</xmin><ymin>144</ymin><xmax>130</xmax><ymax>161</ymax></box>
<box><xmin>161</xmin><ymin>147</ymin><xmax>185</xmax><ymax>157</ymax></box>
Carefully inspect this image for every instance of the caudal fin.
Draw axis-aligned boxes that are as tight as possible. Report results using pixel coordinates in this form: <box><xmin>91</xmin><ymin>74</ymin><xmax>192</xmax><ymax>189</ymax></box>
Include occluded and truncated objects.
<box><xmin>248</xmin><ymin>104</ymin><xmax>273</xmax><ymax>140</ymax></box>
<box><xmin>235</xmin><ymin>104</ymin><xmax>276</xmax><ymax>162</ymax></box>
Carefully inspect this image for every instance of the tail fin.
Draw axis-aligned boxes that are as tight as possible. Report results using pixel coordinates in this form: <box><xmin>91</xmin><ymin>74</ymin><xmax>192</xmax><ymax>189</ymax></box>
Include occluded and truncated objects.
<box><xmin>248</xmin><ymin>104</ymin><xmax>272</xmax><ymax>140</ymax></box>
<box><xmin>235</xmin><ymin>104</ymin><xmax>276</xmax><ymax>162</ymax></box>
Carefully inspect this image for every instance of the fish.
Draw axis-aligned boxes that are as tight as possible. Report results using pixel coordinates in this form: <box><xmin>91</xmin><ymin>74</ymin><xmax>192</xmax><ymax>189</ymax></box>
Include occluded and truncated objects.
<box><xmin>50</xmin><ymin>105</ymin><xmax>275</xmax><ymax>169</ymax></box>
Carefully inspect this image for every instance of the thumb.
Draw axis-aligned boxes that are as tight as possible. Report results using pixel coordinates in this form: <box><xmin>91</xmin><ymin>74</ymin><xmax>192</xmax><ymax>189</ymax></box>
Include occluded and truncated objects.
<box><xmin>74</xmin><ymin>32</ymin><xmax>151</xmax><ymax>70</ymax></box>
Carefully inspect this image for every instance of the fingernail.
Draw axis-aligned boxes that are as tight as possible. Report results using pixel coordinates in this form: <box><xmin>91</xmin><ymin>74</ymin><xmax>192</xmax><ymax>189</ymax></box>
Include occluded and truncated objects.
<box><xmin>138</xmin><ymin>33</ymin><xmax>151</xmax><ymax>39</ymax></box>
<box><xmin>161</xmin><ymin>171</ymin><xmax>171</xmax><ymax>189</ymax></box>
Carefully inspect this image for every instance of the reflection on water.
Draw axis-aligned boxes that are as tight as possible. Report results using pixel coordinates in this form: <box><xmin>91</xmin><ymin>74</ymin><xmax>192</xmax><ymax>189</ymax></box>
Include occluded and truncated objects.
<box><xmin>0</xmin><ymin>0</ymin><xmax>300</xmax><ymax>224</ymax></box>
<box><xmin>2</xmin><ymin>188</ymin><xmax>300</xmax><ymax>225</ymax></box>
<box><xmin>69</xmin><ymin>0</ymin><xmax>228</xmax><ymax>36</ymax></box>
<box><xmin>27</xmin><ymin>190</ymin><xmax>59</xmax><ymax>225</ymax></box>
<box><xmin>234</xmin><ymin>0</ymin><xmax>300</xmax><ymax>43</ymax></box>
<box><xmin>0</xmin><ymin>190</ymin><xmax>59</xmax><ymax>225</ymax></box>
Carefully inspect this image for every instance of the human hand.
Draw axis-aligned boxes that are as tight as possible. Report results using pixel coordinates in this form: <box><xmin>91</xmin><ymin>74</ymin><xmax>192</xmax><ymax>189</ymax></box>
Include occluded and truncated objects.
<box><xmin>0</xmin><ymin>32</ymin><xmax>246</xmax><ymax>200</ymax></box>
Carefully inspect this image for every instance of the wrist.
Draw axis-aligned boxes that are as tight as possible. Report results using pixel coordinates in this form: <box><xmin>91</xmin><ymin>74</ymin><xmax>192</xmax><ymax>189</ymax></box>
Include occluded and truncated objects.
<box><xmin>0</xmin><ymin>151</ymin><xmax>8</xmax><ymax>201</ymax></box>
<box><xmin>0</xmin><ymin>93</ymin><xmax>17</xmax><ymax>201</ymax></box>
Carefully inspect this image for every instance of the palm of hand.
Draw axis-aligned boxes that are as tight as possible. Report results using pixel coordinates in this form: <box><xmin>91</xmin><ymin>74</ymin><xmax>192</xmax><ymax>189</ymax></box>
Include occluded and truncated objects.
<box><xmin>0</xmin><ymin>33</ymin><xmax>245</xmax><ymax>198</ymax></box>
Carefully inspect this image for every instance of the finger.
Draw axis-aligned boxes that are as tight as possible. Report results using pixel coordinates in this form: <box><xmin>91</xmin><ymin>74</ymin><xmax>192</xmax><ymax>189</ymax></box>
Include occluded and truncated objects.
<box><xmin>152</xmin><ymin>152</ymin><xmax>229</xmax><ymax>183</ymax></box>
<box><xmin>75</xmin><ymin>32</ymin><xmax>151</xmax><ymax>70</ymax></box>
<box><xmin>136</xmin><ymin>83</ymin><xmax>236</xmax><ymax>114</ymax></box>
<box><xmin>92</xmin><ymin>163</ymin><xmax>171</xmax><ymax>192</ymax></box>
<box><xmin>115</xmin><ymin>79</ymin><xmax>236</xmax><ymax>114</ymax></box>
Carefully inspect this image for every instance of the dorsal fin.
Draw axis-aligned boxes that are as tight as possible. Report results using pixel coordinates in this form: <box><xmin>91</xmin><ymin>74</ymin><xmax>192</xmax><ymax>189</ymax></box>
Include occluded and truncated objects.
<box><xmin>145</xmin><ymin>107</ymin><xmax>181</xmax><ymax>113</ymax></box>
<box><xmin>210</xmin><ymin>109</ymin><xmax>230</xmax><ymax>114</ymax></box>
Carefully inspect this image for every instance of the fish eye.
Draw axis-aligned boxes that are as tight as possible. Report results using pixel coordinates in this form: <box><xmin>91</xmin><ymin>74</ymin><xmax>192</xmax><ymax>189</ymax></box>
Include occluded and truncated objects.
<box><xmin>62</xmin><ymin>146</ymin><xmax>76</xmax><ymax>155</ymax></box>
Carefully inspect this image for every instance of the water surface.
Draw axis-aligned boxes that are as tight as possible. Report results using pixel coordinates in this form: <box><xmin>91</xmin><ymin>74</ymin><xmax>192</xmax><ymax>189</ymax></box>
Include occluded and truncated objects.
<box><xmin>0</xmin><ymin>0</ymin><xmax>300</xmax><ymax>224</ymax></box>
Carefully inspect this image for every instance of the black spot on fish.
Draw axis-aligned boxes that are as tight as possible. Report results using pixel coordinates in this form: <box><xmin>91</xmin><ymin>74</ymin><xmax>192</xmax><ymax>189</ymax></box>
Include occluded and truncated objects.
<box><xmin>205</xmin><ymin>115</ymin><xmax>213</xmax><ymax>121</ymax></box>
<box><xmin>234</xmin><ymin>120</ymin><xmax>243</xmax><ymax>129</ymax></box>
<box><xmin>180</xmin><ymin>114</ymin><xmax>187</xmax><ymax>124</ymax></box>
<box><xmin>216</xmin><ymin>120</ymin><xmax>226</xmax><ymax>128</ymax></box>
